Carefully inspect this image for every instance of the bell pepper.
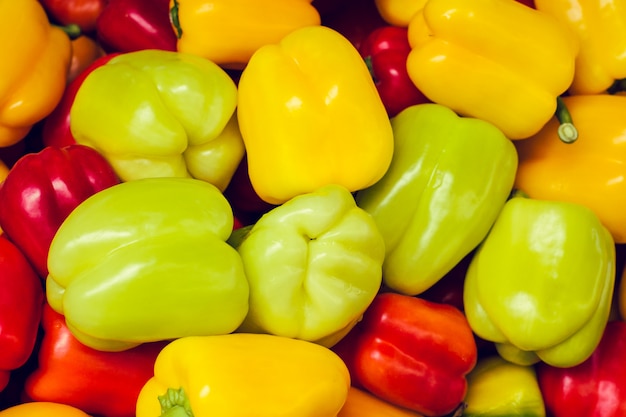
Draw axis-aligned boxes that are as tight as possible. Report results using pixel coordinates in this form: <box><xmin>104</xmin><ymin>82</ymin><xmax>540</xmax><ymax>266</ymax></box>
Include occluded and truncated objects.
<box><xmin>374</xmin><ymin>0</ymin><xmax>427</xmax><ymax>27</ymax></box>
<box><xmin>463</xmin><ymin>355</ymin><xmax>546</xmax><ymax>417</ymax></box>
<box><xmin>237</xmin><ymin>25</ymin><xmax>394</xmax><ymax>205</ymax></box>
<box><xmin>229</xmin><ymin>184</ymin><xmax>385</xmax><ymax>346</ymax></box>
<box><xmin>0</xmin><ymin>235</ymin><xmax>43</xmax><ymax>393</ymax></box>
<box><xmin>38</xmin><ymin>0</ymin><xmax>106</xmax><ymax>33</ymax></box>
<box><xmin>135</xmin><ymin>333</ymin><xmax>350</xmax><ymax>417</ymax></box>
<box><xmin>67</xmin><ymin>35</ymin><xmax>105</xmax><ymax>83</ymax></box>
<box><xmin>515</xmin><ymin>94</ymin><xmax>626</xmax><ymax>244</ymax></box>
<box><xmin>463</xmin><ymin>193</ymin><xmax>616</xmax><ymax>368</ymax></box>
<box><xmin>338</xmin><ymin>386</ymin><xmax>425</xmax><ymax>417</ymax></box>
<box><xmin>24</xmin><ymin>303</ymin><xmax>166</xmax><ymax>417</ymax></box>
<box><xmin>42</xmin><ymin>53</ymin><xmax>118</xmax><ymax>148</ymax></box>
<box><xmin>355</xmin><ymin>103</ymin><xmax>518</xmax><ymax>295</ymax></box>
<box><xmin>405</xmin><ymin>0</ymin><xmax>578</xmax><ymax>140</ymax></box>
<box><xmin>96</xmin><ymin>0</ymin><xmax>177</xmax><ymax>53</ymax></box>
<box><xmin>0</xmin><ymin>144</ymin><xmax>120</xmax><ymax>278</ymax></box>
<box><xmin>332</xmin><ymin>292</ymin><xmax>477</xmax><ymax>417</ymax></box>
<box><xmin>0</xmin><ymin>0</ymin><xmax>72</xmax><ymax>147</ymax></box>
<box><xmin>46</xmin><ymin>177</ymin><xmax>249</xmax><ymax>352</ymax></box>
<box><xmin>69</xmin><ymin>49</ymin><xmax>243</xmax><ymax>191</ymax></box>
<box><xmin>535</xmin><ymin>0</ymin><xmax>626</xmax><ymax>94</ymax></box>
<box><xmin>170</xmin><ymin>0</ymin><xmax>321</xmax><ymax>69</ymax></box>
<box><xmin>359</xmin><ymin>25</ymin><xmax>430</xmax><ymax>117</ymax></box>
<box><xmin>0</xmin><ymin>402</ymin><xmax>91</xmax><ymax>417</ymax></box>
<box><xmin>536</xmin><ymin>320</ymin><xmax>626</xmax><ymax>417</ymax></box>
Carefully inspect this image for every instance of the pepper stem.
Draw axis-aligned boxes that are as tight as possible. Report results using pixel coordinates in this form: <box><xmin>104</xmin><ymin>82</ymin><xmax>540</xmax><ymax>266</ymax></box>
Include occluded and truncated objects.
<box><xmin>555</xmin><ymin>96</ymin><xmax>578</xmax><ymax>144</ymax></box>
<box><xmin>55</xmin><ymin>23</ymin><xmax>82</xmax><ymax>40</ymax></box>
<box><xmin>170</xmin><ymin>0</ymin><xmax>183</xmax><ymax>39</ymax></box>
<box><xmin>159</xmin><ymin>387</ymin><xmax>194</xmax><ymax>417</ymax></box>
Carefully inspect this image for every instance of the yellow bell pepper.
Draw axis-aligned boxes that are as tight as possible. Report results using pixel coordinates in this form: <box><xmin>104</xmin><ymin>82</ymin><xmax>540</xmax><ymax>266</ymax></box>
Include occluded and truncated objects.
<box><xmin>0</xmin><ymin>402</ymin><xmax>91</xmax><ymax>417</ymax></box>
<box><xmin>237</xmin><ymin>25</ymin><xmax>394</xmax><ymax>205</ymax></box>
<box><xmin>170</xmin><ymin>0</ymin><xmax>321</xmax><ymax>69</ymax></box>
<box><xmin>0</xmin><ymin>0</ymin><xmax>71</xmax><ymax>147</ymax></box>
<box><xmin>373</xmin><ymin>0</ymin><xmax>428</xmax><ymax>27</ymax></box>
<box><xmin>406</xmin><ymin>0</ymin><xmax>578</xmax><ymax>140</ymax></box>
<box><xmin>535</xmin><ymin>0</ymin><xmax>626</xmax><ymax>95</ymax></box>
<box><xmin>463</xmin><ymin>356</ymin><xmax>546</xmax><ymax>417</ymax></box>
<box><xmin>136</xmin><ymin>333</ymin><xmax>350</xmax><ymax>417</ymax></box>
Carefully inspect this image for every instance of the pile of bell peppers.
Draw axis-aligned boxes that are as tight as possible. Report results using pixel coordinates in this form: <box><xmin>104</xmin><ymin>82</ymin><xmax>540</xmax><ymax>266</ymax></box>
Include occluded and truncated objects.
<box><xmin>2</xmin><ymin>0</ymin><xmax>626</xmax><ymax>416</ymax></box>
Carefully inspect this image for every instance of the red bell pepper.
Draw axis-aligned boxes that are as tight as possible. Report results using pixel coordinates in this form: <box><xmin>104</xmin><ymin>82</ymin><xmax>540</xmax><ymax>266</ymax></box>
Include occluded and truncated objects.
<box><xmin>359</xmin><ymin>25</ymin><xmax>430</xmax><ymax>117</ymax></box>
<box><xmin>0</xmin><ymin>235</ymin><xmax>44</xmax><ymax>393</ymax></box>
<box><xmin>95</xmin><ymin>0</ymin><xmax>177</xmax><ymax>53</ymax></box>
<box><xmin>41</xmin><ymin>53</ymin><xmax>118</xmax><ymax>148</ymax></box>
<box><xmin>38</xmin><ymin>0</ymin><xmax>107</xmax><ymax>33</ymax></box>
<box><xmin>23</xmin><ymin>303</ymin><xmax>166</xmax><ymax>417</ymax></box>
<box><xmin>332</xmin><ymin>292</ymin><xmax>477</xmax><ymax>417</ymax></box>
<box><xmin>0</xmin><ymin>144</ymin><xmax>120</xmax><ymax>278</ymax></box>
<box><xmin>536</xmin><ymin>320</ymin><xmax>626</xmax><ymax>417</ymax></box>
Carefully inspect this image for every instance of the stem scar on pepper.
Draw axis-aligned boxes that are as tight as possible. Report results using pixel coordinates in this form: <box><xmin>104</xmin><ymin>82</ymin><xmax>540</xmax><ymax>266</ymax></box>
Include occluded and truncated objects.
<box><xmin>555</xmin><ymin>96</ymin><xmax>578</xmax><ymax>144</ymax></box>
<box><xmin>170</xmin><ymin>0</ymin><xmax>182</xmax><ymax>39</ymax></box>
<box><xmin>159</xmin><ymin>387</ymin><xmax>194</xmax><ymax>417</ymax></box>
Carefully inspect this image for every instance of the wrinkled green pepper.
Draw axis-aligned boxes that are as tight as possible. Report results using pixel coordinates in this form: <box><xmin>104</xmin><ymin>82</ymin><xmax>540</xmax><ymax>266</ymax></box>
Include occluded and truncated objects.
<box><xmin>70</xmin><ymin>49</ymin><xmax>243</xmax><ymax>191</ymax></box>
<box><xmin>47</xmin><ymin>177</ymin><xmax>249</xmax><ymax>352</ymax></box>
<box><xmin>355</xmin><ymin>103</ymin><xmax>518</xmax><ymax>295</ymax></box>
<box><xmin>229</xmin><ymin>184</ymin><xmax>385</xmax><ymax>347</ymax></box>
<box><xmin>463</xmin><ymin>194</ymin><xmax>615</xmax><ymax>368</ymax></box>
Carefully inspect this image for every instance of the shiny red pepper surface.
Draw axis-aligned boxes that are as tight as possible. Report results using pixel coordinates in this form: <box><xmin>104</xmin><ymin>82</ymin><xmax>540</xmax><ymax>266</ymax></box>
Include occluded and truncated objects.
<box><xmin>332</xmin><ymin>292</ymin><xmax>477</xmax><ymax>417</ymax></box>
<box><xmin>0</xmin><ymin>235</ymin><xmax>43</xmax><ymax>392</ymax></box>
<box><xmin>38</xmin><ymin>0</ymin><xmax>107</xmax><ymax>33</ymax></box>
<box><xmin>0</xmin><ymin>145</ymin><xmax>120</xmax><ymax>278</ymax></box>
<box><xmin>359</xmin><ymin>25</ymin><xmax>429</xmax><ymax>117</ymax></box>
<box><xmin>537</xmin><ymin>320</ymin><xmax>626</xmax><ymax>417</ymax></box>
<box><xmin>24</xmin><ymin>304</ymin><xmax>166</xmax><ymax>417</ymax></box>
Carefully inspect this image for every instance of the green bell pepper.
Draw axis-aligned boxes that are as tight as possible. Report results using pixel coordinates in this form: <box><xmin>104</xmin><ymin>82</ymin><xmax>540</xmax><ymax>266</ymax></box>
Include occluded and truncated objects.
<box><xmin>229</xmin><ymin>184</ymin><xmax>385</xmax><ymax>347</ymax></box>
<box><xmin>463</xmin><ymin>194</ymin><xmax>615</xmax><ymax>368</ymax></box>
<box><xmin>47</xmin><ymin>177</ymin><xmax>249</xmax><ymax>352</ymax></box>
<box><xmin>355</xmin><ymin>103</ymin><xmax>518</xmax><ymax>295</ymax></box>
<box><xmin>69</xmin><ymin>49</ymin><xmax>243</xmax><ymax>192</ymax></box>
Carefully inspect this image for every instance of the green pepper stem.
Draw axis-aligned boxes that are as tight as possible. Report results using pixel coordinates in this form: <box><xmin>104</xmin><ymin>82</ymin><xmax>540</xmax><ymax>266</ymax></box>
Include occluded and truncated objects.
<box><xmin>607</xmin><ymin>78</ymin><xmax>626</xmax><ymax>94</ymax></box>
<box><xmin>170</xmin><ymin>0</ymin><xmax>183</xmax><ymax>39</ymax></box>
<box><xmin>159</xmin><ymin>387</ymin><xmax>194</xmax><ymax>417</ymax></box>
<box><xmin>55</xmin><ymin>23</ymin><xmax>81</xmax><ymax>40</ymax></box>
<box><xmin>555</xmin><ymin>96</ymin><xmax>578</xmax><ymax>144</ymax></box>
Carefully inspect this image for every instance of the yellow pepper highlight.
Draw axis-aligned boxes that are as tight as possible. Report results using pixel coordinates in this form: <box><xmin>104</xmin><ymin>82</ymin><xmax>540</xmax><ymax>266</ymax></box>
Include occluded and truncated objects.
<box><xmin>0</xmin><ymin>0</ymin><xmax>71</xmax><ymax>147</ymax></box>
<box><xmin>406</xmin><ymin>0</ymin><xmax>578</xmax><ymax>140</ymax></box>
<box><xmin>374</xmin><ymin>0</ymin><xmax>428</xmax><ymax>27</ymax></box>
<box><xmin>237</xmin><ymin>25</ymin><xmax>394</xmax><ymax>205</ymax></box>
<box><xmin>170</xmin><ymin>0</ymin><xmax>321</xmax><ymax>69</ymax></box>
<box><xmin>136</xmin><ymin>333</ymin><xmax>350</xmax><ymax>417</ymax></box>
<box><xmin>535</xmin><ymin>0</ymin><xmax>626</xmax><ymax>94</ymax></box>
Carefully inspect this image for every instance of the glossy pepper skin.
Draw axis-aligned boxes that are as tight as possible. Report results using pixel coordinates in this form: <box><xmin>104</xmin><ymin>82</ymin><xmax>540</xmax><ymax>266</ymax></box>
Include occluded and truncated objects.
<box><xmin>0</xmin><ymin>0</ymin><xmax>71</xmax><ymax>147</ymax></box>
<box><xmin>359</xmin><ymin>26</ymin><xmax>429</xmax><ymax>117</ymax></box>
<box><xmin>374</xmin><ymin>0</ymin><xmax>427</xmax><ymax>27</ymax></box>
<box><xmin>230</xmin><ymin>184</ymin><xmax>385</xmax><ymax>346</ymax></box>
<box><xmin>0</xmin><ymin>145</ymin><xmax>120</xmax><ymax>278</ymax></box>
<box><xmin>238</xmin><ymin>25</ymin><xmax>394</xmax><ymax>205</ymax></box>
<box><xmin>535</xmin><ymin>0</ymin><xmax>626</xmax><ymax>94</ymax></box>
<box><xmin>46</xmin><ymin>178</ymin><xmax>249</xmax><ymax>352</ymax></box>
<box><xmin>515</xmin><ymin>94</ymin><xmax>626</xmax><ymax>243</ymax></box>
<box><xmin>70</xmin><ymin>49</ymin><xmax>243</xmax><ymax>191</ymax></box>
<box><xmin>24</xmin><ymin>304</ymin><xmax>165</xmax><ymax>417</ymax></box>
<box><xmin>170</xmin><ymin>0</ymin><xmax>321</xmax><ymax>69</ymax></box>
<box><xmin>0</xmin><ymin>402</ymin><xmax>91</xmax><ymax>417</ymax></box>
<box><xmin>135</xmin><ymin>333</ymin><xmax>350</xmax><ymax>417</ymax></box>
<box><xmin>332</xmin><ymin>292</ymin><xmax>477</xmax><ymax>417</ymax></box>
<box><xmin>0</xmin><ymin>236</ymin><xmax>44</xmax><ymax>392</ymax></box>
<box><xmin>536</xmin><ymin>320</ymin><xmax>626</xmax><ymax>417</ymax></box>
<box><xmin>96</xmin><ymin>0</ymin><xmax>177</xmax><ymax>53</ymax></box>
<box><xmin>463</xmin><ymin>195</ymin><xmax>616</xmax><ymax>368</ymax></box>
<box><xmin>356</xmin><ymin>104</ymin><xmax>518</xmax><ymax>296</ymax></box>
<box><xmin>38</xmin><ymin>0</ymin><xmax>106</xmax><ymax>33</ymax></box>
<box><xmin>463</xmin><ymin>355</ymin><xmax>546</xmax><ymax>417</ymax></box>
<box><xmin>406</xmin><ymin>0</ymin><xmax>578</xmax><ymax>140</ymax></box>
<box><xmin>338</xmin><ymin>386</ymin><xmax>425</xmax><ymax>417</ymax></box>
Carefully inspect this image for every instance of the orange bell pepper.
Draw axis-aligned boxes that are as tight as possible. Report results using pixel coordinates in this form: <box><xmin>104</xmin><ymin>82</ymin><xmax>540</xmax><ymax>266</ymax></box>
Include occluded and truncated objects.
<box><xmin>0</xmin><ymin>0</ymin><xmax>71</xmax><ymax>147</ymax></box>
<box><xmin>0</xmin><ymin>402</ymin><xmax>91</xmax><ymax>416</ymax></box>
<box><xmin>338</xmin><ymin>387</ymin><xmax>425</xmax><ymax>417</ymax></box>
<box><xmin>68</xmin><ymin>35</ymin><xmax>106</xmax><ymax>83</ymax></box>
<box><xmin>514</xmin><ymin>94</ymin><xmax>626</xmax><ymax>243</ymax></box>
